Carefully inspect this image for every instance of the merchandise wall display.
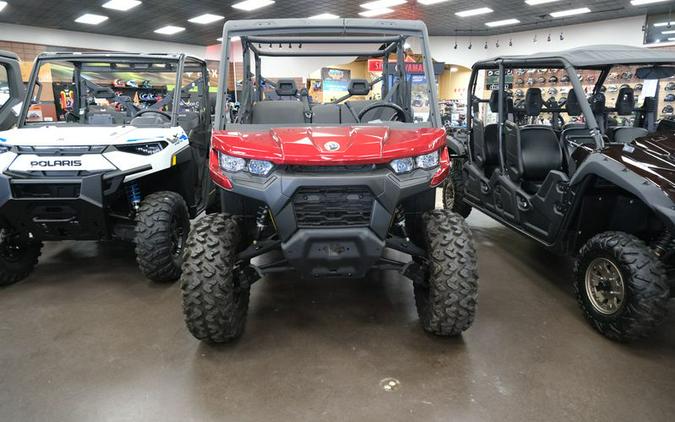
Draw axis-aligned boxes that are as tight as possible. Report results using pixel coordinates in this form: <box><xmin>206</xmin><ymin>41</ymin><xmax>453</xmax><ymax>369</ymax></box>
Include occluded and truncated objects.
<box><xmin>180</xmin><ymin>18</ymin><xmax>478</xmax><ymax>343</ymax></box>
<box><xmin>0</xmin><ymin>52</ymin><xmax>213</xmax><ymax>284</ymax></box>
<box><xmin>444</xmin><ymin>45</ymin><xmax>675</xmax><ymax>341</ymax></box>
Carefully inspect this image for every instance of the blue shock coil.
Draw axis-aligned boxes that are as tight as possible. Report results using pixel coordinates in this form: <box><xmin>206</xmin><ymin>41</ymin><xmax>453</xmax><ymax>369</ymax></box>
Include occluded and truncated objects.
<box><xmin>126</xmin><ymin>181</ymin><xmax>142</xmax><ymax>210</ymax></box>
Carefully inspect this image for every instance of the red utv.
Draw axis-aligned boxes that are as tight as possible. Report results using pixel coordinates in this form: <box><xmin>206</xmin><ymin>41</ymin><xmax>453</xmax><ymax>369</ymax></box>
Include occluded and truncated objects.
<box><xmin>181</xmin><ymin>19</ymin><xmax>478</xmax><ymax>342</ymax></box>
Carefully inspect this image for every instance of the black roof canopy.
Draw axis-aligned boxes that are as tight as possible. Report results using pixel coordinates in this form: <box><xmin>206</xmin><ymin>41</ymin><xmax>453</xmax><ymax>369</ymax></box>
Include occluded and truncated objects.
<box><xmin>477</xmin><ymin>45</ymin><xmax>675</xmax><ymax>69</ymax></box>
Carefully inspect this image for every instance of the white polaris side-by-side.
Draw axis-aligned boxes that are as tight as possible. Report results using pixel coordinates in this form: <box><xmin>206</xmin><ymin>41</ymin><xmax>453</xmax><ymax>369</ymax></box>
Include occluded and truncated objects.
<box><xmin>0</xmin><ymin>52</ymin><xmax>213</xmax><ymax>285</ymax></box>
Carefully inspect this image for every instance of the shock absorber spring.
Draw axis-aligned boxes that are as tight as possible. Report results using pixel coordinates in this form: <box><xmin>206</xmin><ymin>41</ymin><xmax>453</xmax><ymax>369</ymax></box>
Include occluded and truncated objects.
<box><xmin>255</xmin><ymin>206</ymin><xmax>269</xmax><ymax>242</ymax></box>
<box><xmin>395</xmin><ymin>207</ymin><xmax>409</xmax><ymax>240</ymax></box>
<box><xmin>126</xmin><ymin>181</ymin><xmax>142</xmax><ymax>211</ymax></box>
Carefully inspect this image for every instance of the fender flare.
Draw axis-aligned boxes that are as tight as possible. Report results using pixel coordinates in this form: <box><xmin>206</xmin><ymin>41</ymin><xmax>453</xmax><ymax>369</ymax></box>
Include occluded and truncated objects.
<box><xmin>569</xmin><ymin>153</ymin><xmax>675</xmax><ymax>230</ymax></box>
<box><xmin>446</xmin><ymin>135</ymin><xmax>467</xmax><ymax>157</ymax></box>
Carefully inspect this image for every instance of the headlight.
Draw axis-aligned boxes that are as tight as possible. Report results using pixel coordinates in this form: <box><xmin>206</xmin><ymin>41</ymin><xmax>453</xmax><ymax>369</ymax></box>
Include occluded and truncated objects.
<box><xmin>0</xmin><ymin>145</ymin><xmax>10</xmax><ymax>154</ymax></box>
<box><xmin>219</xmin><ymin>153</ymin><xmax>246</xmax><ymax>172</ymax></box>
<box><xmin>219</xmin><ymin>152</ymin><xmax>274</xmax><ymax>176</ymax></box>
<box><xmin>118</xmin><ymin>142</ymin><xmax>167</xmax><ymax>155</ymax></box>
<box><xmin>390</xmin><ymin>150</ymin><xmax>440</xmax><ymax>174</ymax></box>
<box><xmin>390</xmin><ymin>157</ymin><xmax>415</xmax><ymax>174</ymax></box>
<box><xmin>247</xmin><ymin>159</ymin><xmax>274</xmax><ymax>176</ymax></box>
<box><xmin>415</xmin><ymin>151</ymin><xmax>440</xmax><ymax>169</ymax></box>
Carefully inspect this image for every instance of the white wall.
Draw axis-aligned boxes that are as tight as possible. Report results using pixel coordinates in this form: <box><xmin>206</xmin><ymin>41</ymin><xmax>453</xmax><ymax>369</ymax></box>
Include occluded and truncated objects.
<box><xmin>0</xmin><ymin>22</ymin><xmax>208</xmax><ymax>59</ymax></box>
<box><xmin>429</xmin><ymin>16</ymin><xmax>647</xmax><ymax>67</ymax></box>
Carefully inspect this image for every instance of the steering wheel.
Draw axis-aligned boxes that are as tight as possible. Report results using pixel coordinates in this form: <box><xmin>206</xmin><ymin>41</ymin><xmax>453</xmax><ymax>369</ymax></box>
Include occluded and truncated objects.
<box><xmin>357</xmin><ymin>102</ymin><xmax>409</xmax><ymax>123</ymax></box>
<box><xmin>132</xmin><ymin>109</ymin><xmax>172</xmax><ymax>120</ymax></box>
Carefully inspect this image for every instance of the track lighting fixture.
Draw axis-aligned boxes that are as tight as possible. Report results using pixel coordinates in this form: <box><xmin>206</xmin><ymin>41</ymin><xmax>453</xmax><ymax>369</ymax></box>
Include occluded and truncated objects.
<box><xmin>468</xmin><ymin>42</ymin><xmax>472</xmax><ymax>50</ymax></box>
<box><xmin>509</xmin><ymin>39</ymin><xmax>513</xmax><ymax>47</ymax></box>
<box><xmin>560</xmin><ymin>32</ymin><xmax>564</xmax><ymax>41</ymax></box>
<box><xmin>547</xmin><ymin>33</ymin><xmax>551</xmax><ymax>42</ymax></box>
<box><xmin>484</xmin><ymin>41</ymin><xmax>488</xmax><ymax>49</ymax></box>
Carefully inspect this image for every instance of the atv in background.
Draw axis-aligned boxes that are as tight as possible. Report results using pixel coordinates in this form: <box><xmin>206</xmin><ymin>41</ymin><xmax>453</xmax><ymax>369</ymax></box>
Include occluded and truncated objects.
<box><xmin>445</xmin><ymin>45</ymin><xmax>675</xmax><ymax>341</ymax></box>
<box><xmin>181</xmin><ymin>19</ymin><xmax>478</xmax><ymax>343</ymax></box>
<box><xmin>0</xmin><ymin>52</ymin><xmax>213</xmax><ymax>284</ymax></box>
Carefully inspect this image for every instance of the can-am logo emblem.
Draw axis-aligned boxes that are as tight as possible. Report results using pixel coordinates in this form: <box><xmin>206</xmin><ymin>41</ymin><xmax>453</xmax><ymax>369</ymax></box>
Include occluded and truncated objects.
<box><xmin>324</xmin><ymin>142</ymin><xmax>340</xmax><ymax>151</ymax></box>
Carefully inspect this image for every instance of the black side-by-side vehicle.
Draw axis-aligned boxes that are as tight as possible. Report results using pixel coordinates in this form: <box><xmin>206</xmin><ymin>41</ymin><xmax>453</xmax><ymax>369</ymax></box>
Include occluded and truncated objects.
<box><xmin>445</xmin><ymin>45</ymin><xmax>675</xmax><ymax>341</ymax></box>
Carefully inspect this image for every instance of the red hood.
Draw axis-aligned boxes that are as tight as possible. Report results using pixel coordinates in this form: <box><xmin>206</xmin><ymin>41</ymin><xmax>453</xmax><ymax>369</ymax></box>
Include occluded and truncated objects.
<box><xmin>211</xmin><ymin>126</ymin><xmax>447</xmax><ymax>165</ymax></box>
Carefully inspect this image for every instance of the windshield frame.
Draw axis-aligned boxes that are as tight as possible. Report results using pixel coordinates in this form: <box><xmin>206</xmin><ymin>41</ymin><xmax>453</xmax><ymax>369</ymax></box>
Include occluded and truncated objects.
<box><xmin>216</xmin><ymin>19</ymin><xmax>440</xmax><ymax>130</ymax></box>
<box><xmin>18</xmin><ymin>53</ymin><xmax>187</xmax><ymax>128</ymax></box>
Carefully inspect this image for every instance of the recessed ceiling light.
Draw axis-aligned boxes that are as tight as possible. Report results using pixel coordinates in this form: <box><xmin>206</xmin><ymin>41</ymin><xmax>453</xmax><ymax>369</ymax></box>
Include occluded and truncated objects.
<box><xmin>75</xmin><ymin>14</ymin><xmax>109</xmax><ymax>25</ymax></box>
<box><xmin>486</xmin><ymin>18</ymin><xmax>521</xmax><ymax>27</ymax></box>
<box><xmin>655</xmin><ymin>21</ymin><xmax>675</xmax><ymax>27</ymax></box>
<box><xmin>525</xmin><ymin>0</ymin><xmax>561</xmax><ymax>5</ymax></box>
<box><xmin>358</xmin><ymin>8</ymin><xmax>394</xmax><ymax>17</ymax></box>
<box><xmin>632</xmin><ymin>0</ymin><xmax>671</xmax><ymax>5</ymax></box>
<box><xmin>663</xmin><ymin>30</ymin><xmax>675</xmax><ymax>34</ymax></box>
<box><xmin>154</xmin><ymin>25</ymin><xmax>185</xmax><ymax>35</ymax></box>
<box><xmin>0</xmin><ymin>1</ymin><xmax>7</xmax><ymax>12</ymax></box>
<box><xmin>188</xmin><ymin>14</ymin><xmax>224</xmax><ymax>24</ymax></box>
<box><xmin>456</xmin><ymin>7</ymin><xmax>493</xmax><ymax>17</ymax></box>
<box><xmin>232</xmin><ymin>0</ymin><xmax>275</xmax><ymax>11</ymax></box>
<box><xmin>418</xmin><ymin>0</ymin><xmax>451</xmax><ymax>5</ymax></box>
<box><xmin>308</xmin><ymin>13</ymin><xmax>340</xmax><ymax>19</ymax></box>
<box><xmin>360</xmin><ymin>0</ymin><xmax>406</xmax><ymax>9</ymax></box>
<box><xmin>102</xmin><ymin>0</ymin><xmax>141</xmax><ymax>11</ymax></box>
<box><xmin>550</xmin><ymin>7</ymin><xmax>591</xmax><ymax>18</ymax></box>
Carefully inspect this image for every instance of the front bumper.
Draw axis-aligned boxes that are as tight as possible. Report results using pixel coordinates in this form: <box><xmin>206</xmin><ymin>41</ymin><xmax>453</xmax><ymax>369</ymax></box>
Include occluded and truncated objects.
<box><xmin>0</xmin><ymin>165</ymin><xmax>149</xmax><ymax>240</ymax></box>
<box><xmin>220</xmin><ymin>167</ymin><xmax>438</xmax><ymax>278</ymax></box>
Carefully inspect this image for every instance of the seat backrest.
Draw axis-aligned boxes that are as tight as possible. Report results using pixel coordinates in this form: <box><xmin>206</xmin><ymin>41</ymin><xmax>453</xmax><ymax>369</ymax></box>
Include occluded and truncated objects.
<box><xmin>505</xmin><ymin>121</ymin><xmax>562</xmax><ymax>182</ymax></box>
<box><xmin>311</xmin><ymin>104</ymin><xmax>341</xmax><ymax>124</ymax></box>
<box><xmin>520</xmin><ymin>126</ymin><xmax>563</xmax><ymax>181</ymax></box>
<box><xmin>615</xmin><ymin>87</ymin><xmax>635</xmax><ymax>116</ymax></box>
<box><xmin>566</xmin><ymin>88</ymin><xmax>582</xmax><ymax>117</ymax></box>
<box><xmin>483</xmin><ymin>123</ymin><xmax>501</xmax><ymax>170</ymax></box>
<box><xmin>525</xmin><ymin>88</ymin><xmax>544</xmax><ymax>117</ymax></box>
<box><xmin>251</xmin><ymin>101</ymin><xmax>305</xmax><ymax>124</ymax></box>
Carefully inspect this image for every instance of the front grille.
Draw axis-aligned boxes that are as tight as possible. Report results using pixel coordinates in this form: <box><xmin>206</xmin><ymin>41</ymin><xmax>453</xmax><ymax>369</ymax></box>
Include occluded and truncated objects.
<box><xmin>292</xmin><ymin>186</ymin><xmax>374</xmax><ymax>228</ymax></box>
<box><xmin>16</xmin><ymin>145</ymin><xmax>107</xmax><ymax>155</ymax></box>
<box><xmin>12</xmin><ymin>183</ymin><xmax>81</xmax><ymax>199</ymax></box>
<box><xmin>286</xmin><ymin>164</ymin><xmax>377</xmax><ymax>173</ymax></box>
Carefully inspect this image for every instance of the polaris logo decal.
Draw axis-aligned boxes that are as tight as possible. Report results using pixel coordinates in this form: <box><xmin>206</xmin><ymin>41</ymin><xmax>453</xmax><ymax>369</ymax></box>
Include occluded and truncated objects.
<box><xmin>30</xmin><ymin>159</ymin><xmax>83</xmax><ymax>168</ymax></box>
<box><xmin>324</xmin><ymin>142</ymin><xmax>340</xmax><ymax>152</ymax></box>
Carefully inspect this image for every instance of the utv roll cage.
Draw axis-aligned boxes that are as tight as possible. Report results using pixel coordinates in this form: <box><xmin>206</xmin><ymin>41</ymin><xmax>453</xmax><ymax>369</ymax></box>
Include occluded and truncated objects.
<box><xmin>18</xmin><ymin>52</ymin><xmax>207</xmax><ymax>128</ymax></box>
<box><xmin>215</xmin><ymin>19</ymin><xmax>441</xmax><ymax>128</ymax></box>
<box><xmin>469</xmin><ymin>45</ymin><xmax>675</xmax><ymax>173</ymax></box>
